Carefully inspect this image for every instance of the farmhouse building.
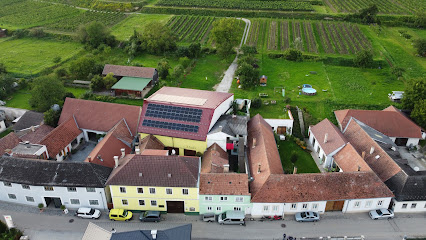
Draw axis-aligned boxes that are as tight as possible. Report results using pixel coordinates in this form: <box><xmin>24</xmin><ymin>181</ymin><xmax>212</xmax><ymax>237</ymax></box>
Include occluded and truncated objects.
<box><xmin>12</xmin><ymin>111</ymin><xmax>44</xmax><ymax>135</ymax></box>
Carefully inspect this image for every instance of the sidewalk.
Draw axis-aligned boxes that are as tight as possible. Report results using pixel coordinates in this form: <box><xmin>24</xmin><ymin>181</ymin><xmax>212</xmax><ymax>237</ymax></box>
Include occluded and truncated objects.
<box><xmin>305</xmin><ymin>138</ymin><xmax>326</xmax><ymax>173</ymax></box>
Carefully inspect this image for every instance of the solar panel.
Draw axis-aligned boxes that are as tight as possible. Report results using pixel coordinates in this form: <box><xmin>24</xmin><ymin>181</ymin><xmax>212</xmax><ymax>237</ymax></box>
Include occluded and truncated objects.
<box><xmin>142</xmin><ymin>120</ymin><xmax>199</xmax><ymax>133</ymax></box>
<box><xmin>145</xmin><ymin>104</ymin><xmax>202</xmax><ymax>123</ymax></box>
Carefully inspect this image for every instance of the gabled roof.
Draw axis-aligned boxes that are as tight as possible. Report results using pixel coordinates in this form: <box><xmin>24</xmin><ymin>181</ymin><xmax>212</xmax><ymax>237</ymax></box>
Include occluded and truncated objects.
<box><xmin>139</xmin><ymin>134</ymin><xmax>164</xmax><ymax>151</ymax></box>
<box><xmin>111</xmin><ymin>77</ymin><xmax>151</xmax><ymax>91</ymax></box>
<box><xmin>103</xmin><ymin>64</ymin><xmax>156</xmax><ymax>79</ymax></box>
<box><xmin>201</xmin><ymin>143</ymin><xmax>228</xmax><ymax>173</ymax></box>
<box><xmin>335</xmin><ymin>106</ymin><xmax>422</xmax><ymax>138</ymax></box>
<box><xmin>106</xmin><ymin>155</ymin><xmax>200</xmax><ymax>188</ymax></box>
<box><xmin>251</xmin><ymin>172</ymin><xmax>394</xmax><ymax>203</ymax></box>
<box><xmin>0</xmin><ymin>132</ymin><xmax>21</xmax><ymax>155</ymax></box>
<box><xmin>309</xmin><ymin>118</ymin><xmax>347</xmax><ymax>155</ymax></box>
<box><xmin>199</xmin><ymin>173</ymin><xmax>250</xmax><ymax>196</ymax></box>
<box><xmin>247</xmin><ymin>114</ymin><xmax>283</xmax><ymax>200</ymax></box>
<box><xmin>59</xmin><ymin>98</ymin><xmax>142</xmax><ymax>135</ymax></box>
<box><xmin>85</xmin><ymin>119</ymin><xmax>133</xmax><ymax>168</ymax></box>
<box><xmin>111</xmin><ymin>224</ymin><xmax>192</xmax><ymax>240</ymax></box>
<box><xmin>82</xmin><ymin>222</ymin><xmax>112</xmax><ymax>240</ymax></box>
<box><xmin>208</xmin><ymin>115</ymin><xmax>248</xmax><ymax>137</ymax></box>
<box><xmin>0</xmin><ymin>156</ymin><xmax>112</xmax><ymax>187</ymax></box>
<box><xmin>333</xmin><ymin>143</ymin><xmax>372</xmax><ymax>172</ymax></box>
<box><xmin>39</xmin><ymin>117</ymin><xmax>82</xmax><ymax>158</ymax></box>
<box><xmin>385</xmin><ymin>171</ymin><xmax>426</xmax><ymax>201</ymax></box>
<box><xmin>12</xmin><ymin>111</ymin><xmax>44</xmax><ymax>131</ymax></box>
<box><xmin>20</xmin><ymin>125</ymin><xmax>54</xmax><ymax>144</ymax></box>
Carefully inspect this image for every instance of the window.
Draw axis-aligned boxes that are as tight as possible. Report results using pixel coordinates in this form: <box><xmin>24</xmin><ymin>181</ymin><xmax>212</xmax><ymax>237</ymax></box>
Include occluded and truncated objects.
<box><xmin>21</xmin><ymin>184</ymin><xmax>30</xmax><ymax>190</ymax></box>
<box><xmin>3</xmin><ymin>182</ymin><xmax>11</xmax><ymax>187</ymax></box>
<box><xmin>26</xmin><ymin>196</ymin><xmax>34</xmax><ymax>202</ymax></box>
<box><xmin>119</xmin><ymin>187</ymin><xmax>126</xmax><ymax>193</ymax></box>
<box><xmin>44</xmin><ymin>186</ymin><xmax>54</xmax><ymax>191</ymax></box>
<box><xmin>89</xmin><ymin>200</ymin><xmax>99</xmax><ymax>205</ymax></box>
<box><xmin>151</xmin><ymin>200</ymin><xmax>157</xmax><ymax>206</ymax></box>
<box><xmin>302</xmin><ymin>204</ymin><xmax>308</xmax><ymax>209</ymax></box>
<box><xmin>354</xmin><ymin>201</ymin><xmax>361</xmax><ymax>208</ymax></box>
<box><xmin>86</xmin><ymin>187</ymin><xmax>95</xmax><ymax>192</ymax></box>
<box><xmin>424</xmin><ymin>203</ymin><xmax>426</xmax><ymax>209</ymax></box>
<box><xmin>70</xmin><ymin>199</ymin><xmax>80</xmax><ymax>205</ymax></box>
<box><xmin>8</xmin><ymin>194</ymin><xmax>16</xmax><ymax>200</ymax></box>
<box><xmin>166</xmin><ymin>188</ymin><xmax>173</xmax><ymax>195</ymax></box>
<box><xmin>235</xmin><ymin>197</ymin><xmax>243</xmax><ymax>202</ymax></box>
<box><xmin>137</xmin><ymin>188</ymin><xmax>143</xmax><ymax>194</ymax></box>
<box><xmin>139</xmin><ymin>200</ymin><xmax>145</xmax><ymax>206</ymax></box>
<box><xmin>149</xmin><ymin>188</ymin><xmax>156</xmax><ymax>194</ymax></box>
<box><xmin>190</xmin><ymin>207</ymin><xmax>195</xmax><ymax>211</ymax></box>
<box><xmin>205</xmin><ymin>196</ymin><xmax>212</xmax><ymax>201</ymax></box>
<box><xmin>377</xmin><ymin>200</ymin><xmax>383</xmax><ymax>206</ymax></box>
<box><xmin>220</xmin><ymin>196</ymin><xmax>228</xmax><ymax>201</ymax></box>
<box><xmin>216</xmin><ymin>206</ymin><xmax>222</xmax><ymax>211</ymax></box>
<box><xmin>182</xmin><ymin>189</ymin><xmax>189</xmax><ymax>195</ymax></box>
<box><xmin>234</xmin><ymin>207</ymin><xmax>241</xmax><ymax>211</ymax></box>
<box><xmin>312</xmin><ymin>203</ymin><xmax>318</xmax><ymax>210</ymax></box>
<box><xmin>411</xmin><ymin>203</ymin><xmax>417</xmax><ymax>209</ymax></box>
<box><xmin>272</xmin><ymin>205</ymin><xmax>279</xmax><ymax>211</ymax></box>
<box><xmin>291</xmin><ymin>203</ymin><xmax>297</xmax><ymax>209</ymax></box>
<box><xmin>207</xmin><ymin>206</ymin><xmax>212</xmax><ymax>211</ymax></box>
<box><xmin>365</xmin><ymin>201</ymin><xmax>372</xmax><ymax>208</ymax></box>
<box><xmin>122</xmin><ymin>199</ymin><xmax>128</xmax><ymax>205</ymax></box>
<box><xmin>67</xmin><ymin>187</ymin><xmax>77</xmax><ymax>192</ymax></box>
<box><xmin>402</xmin><ymin>204</ymin><xmax>408</xmax><ymax>209</ymax></box>
<box><xmin>263</xmin><ymin>206</ymin><xmax>269</xmax><ymax>211</ymax></box>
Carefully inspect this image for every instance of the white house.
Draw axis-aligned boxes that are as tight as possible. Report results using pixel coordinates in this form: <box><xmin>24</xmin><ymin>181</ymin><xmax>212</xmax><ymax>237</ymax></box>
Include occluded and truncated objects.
<box><xmin>0</xmin><ymin>156</ymin><xmax>112</xmax><ymax>210</ymax></box>
<box><xmin>264</xmin><ymin>110</ymin><xmax>294</xmax><ymax>136</ymax></box>
<box><xmin>10</xmin><ymin>142</ymin><xmax>49</xmax><ymax>159</ymax></box>
<box><xmin>308</xmin><ymin>118</ymin><xmax>347</xmax><ymax>169</ymax></box>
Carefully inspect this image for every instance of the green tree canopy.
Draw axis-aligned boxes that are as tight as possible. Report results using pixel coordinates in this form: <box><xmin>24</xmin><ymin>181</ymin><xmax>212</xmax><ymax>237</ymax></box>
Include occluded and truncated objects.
<box><xmin>411</xmin><ymin>99</ymin><xmax>426</xmax><ymax>129</ymax></box>
<box><xmin>353</xmin><ymin>49</ymin><xmax>373</xmax><ymax>68</ymax></box>
<box><xmin>188</xmin><ymin>42</ymin><xmax>201</xmax><ymax>59</ymax></box>
<box><xmin>402</xmin><ymin>77</ymin><xmax>426</xmax><ymax>110</ymax></box>
<box><xmin>236</xmin><ymin>62</ymin><xmax>259</xmax><ymax>89</ymax></box>
<box><xmin>211</xmin><ymin>18</ymin><xmax>241</xmax><ymax>58</ymax></box>
<box><xmin>30</xmin><ymin>76</ymin><xmax>65</xmax><ymax>112</ymax></box>
<box><xmin>69</xmin><ymin>56</ymin><xmax>102</xmax><ymax>80</ymax></box>
<box><xmin>157</xmin><ymin>58</ymin><xmax>170</xmax><ymax>80</ymax></box>
<box><xmin>103</xmin><ymin>73</ymin><xmax>118</xmax><ymax>90</ymax></box>
<box><xmin>138</xmin><ymin>22</ymin><xmax>177</xmax><ymax>55</ymax></box>
<box><xmin>358</xmin><ymin>4</ymin><xmax>379</xmax><ymax>24</ymax></box>
<box><xmin>77</xmin><ymin>21</ymin><xmax>116</xmax><ymax>48</ymax></box>
<box><xmin>0</xmin><ymin>74</ymin><xmax>15</xmax><ymax>100</ymax></box>
<box><xmin>413</xmin><ymin>39</ymin><xmax>426</xmax><ymax>57</ymax></box>
<box><xmin>44</xmin><ymin>108</ymin><xmax>61</xmax><ymax>127</ymax></box>
<box><xmin>90</xmin><ymin>75</ymin><xmax>104</xmax><ymax>91</ymax></box>
<box><xmin>171</xmin><ymin>64</ymin><xmax>184</xmax><ymax>81</ymax></box>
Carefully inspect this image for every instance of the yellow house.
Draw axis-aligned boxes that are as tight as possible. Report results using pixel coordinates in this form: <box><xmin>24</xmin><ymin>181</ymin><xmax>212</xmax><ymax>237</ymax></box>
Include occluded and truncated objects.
<box><xmin>138</xmin><ymin>87</ymin><xmax>234</xmax><ymax>156</ymax></box>
<box><xmin>106</xmin><ymin>154</ymin><xmax>201</xmax><ymax>214</ymax></box>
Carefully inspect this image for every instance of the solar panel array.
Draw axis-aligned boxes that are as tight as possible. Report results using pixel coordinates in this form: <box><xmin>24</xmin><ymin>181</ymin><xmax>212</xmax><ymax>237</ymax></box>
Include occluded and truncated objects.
<box><xmin>143</xmin><ymin>119</ymin><xmax>199</xmax><ymax>133</ymax></box>
<box><xmin>145</xmin><ymin>104</ymin><xmax>202</xmax><ymax>123</ymax></box>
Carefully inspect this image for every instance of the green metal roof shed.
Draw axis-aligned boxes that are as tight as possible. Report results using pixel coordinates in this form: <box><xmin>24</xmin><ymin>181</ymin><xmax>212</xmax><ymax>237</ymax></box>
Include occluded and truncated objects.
<box><xmin>111</xmin><ymin>77</ymin><xmax>151</xmax><ymax>91</ymax></box>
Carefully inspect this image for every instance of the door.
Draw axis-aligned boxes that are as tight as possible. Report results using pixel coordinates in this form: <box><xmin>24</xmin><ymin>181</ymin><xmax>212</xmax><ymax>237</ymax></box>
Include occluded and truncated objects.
<box><xmin>325</xmin><ymin>201</ymin><xmax>345</xmax><ymax>211</ymax></box>
<box><xmin>395</xmin><ymin>138</ymin><xmax>408</xmax><ymax>146</ymax></box>
<box><xmin>167</xmin><ymin>201</ymin><xmax>184</xmax><ymax>213</ymax></box>
<box><xmin>53</xmin><ymin>198</ymin><xmax>62</xmax><ymax>208</ymax></box>
<box><xmin>277</xmin><ymin>126</ymin><xmax>286</xmax><ymax>135</ymax></box>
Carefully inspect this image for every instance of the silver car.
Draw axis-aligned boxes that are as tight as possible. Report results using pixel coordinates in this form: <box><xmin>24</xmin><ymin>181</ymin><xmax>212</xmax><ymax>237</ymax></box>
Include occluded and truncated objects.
<box><xmin>295</xmin><ymin>211</ymin><xmax>320</xmax><ymax>222</ymax></box>
<box><xmin>369</xmin><ymin>208</ymin><xmax>394</xmax><ymax>220</ymax></box>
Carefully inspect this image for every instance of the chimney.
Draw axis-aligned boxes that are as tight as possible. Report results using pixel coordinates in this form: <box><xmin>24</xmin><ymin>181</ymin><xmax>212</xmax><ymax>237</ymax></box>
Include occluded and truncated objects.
<box><xmin>293</xmin><ymin>166</ymin><xmax>298</xmax><ymax>174</ymax></box>
<box><xmin>135</xmin><ymin>147</ymin><xmax>140</xmax><ymax>155</ymax></box>
<box><xmin>361</xmin><ymin>151</ymin><xmax>365</xmax><ymax>159</ymax></box>
<box><xmin>113</xmin><ymin>156</ymin><xmax>119</xmax><ymax>168</ymax></box>
<box><xmin>370</xmin><ymin>146</ymin><xmax>375</xmax><ymax>154</ymax></box>
<box><xmin>120</xmin><ymin>148</ymin><xmax>125</xmax><ymax>158</ymax></box>
<box><xmin>151</xmin><ymin>230</ymin><xmax>157</xmax><ymax>240</ymax></box>
<box><xmin>223</xmin><ymin>164</ymin><xmax>230</xmax><ymax>173</ymax></box>
<box><xmin>31</xmin><ymin>126</ymin><xmax>35</xmax><ymax>132</ymax></box>
<box><xmin>139</xmin><ymin>172</ymin><xmax>143</xmax><ymax>177</ymax></box>
<box><xmin>88</xmin><ymin>156</ymin><xmax>92</xmax><ymax>162</ymax></box>
<box><xmin>168</xmin><ymin>173</ymin><xmax>172</xmax><ymax>178</ymax></box>
<box><xmin>257</xmin><ymin>163</ymin><xmax>261</xmax><ymax>174</ymax></box>
<box><xmin>324</xmin><ymin>133</ymin><xmax>328</xmax><ymax>143</ymax></box>
<box><xmin>25</xmin><ymin>141</ymin><xmax>30</xmax><ymax>145</ymax></box>
<box><xmin>357</xmin><ymin>165</ymin><xmax>361</xmax><ymax>171</ymax></box>
<box><xmin>252</xmin><ymin>138</ymin><xmax>257</xmax><ymax>148</ymax></box>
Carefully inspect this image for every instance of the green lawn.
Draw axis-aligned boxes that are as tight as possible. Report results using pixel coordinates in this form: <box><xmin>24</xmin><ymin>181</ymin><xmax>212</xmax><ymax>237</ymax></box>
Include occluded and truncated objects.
<box><xmin>5</xmin><ymin>88</ymin><xmax>33</xmax><ymax>110</ymax></box>
<box><xmin>0</xmin><ymin>38</ymin><xmax>82</xmax><ymax>76</ymax></box>
<box><xmin>65</xmin><ymin>87</ymin><xmax>87</xmax><ymax>98</ymax></box>
<box><xmin>278</xmin><ymin>139</ymin><xmax>320</xmax><ymax>174</ymax></box>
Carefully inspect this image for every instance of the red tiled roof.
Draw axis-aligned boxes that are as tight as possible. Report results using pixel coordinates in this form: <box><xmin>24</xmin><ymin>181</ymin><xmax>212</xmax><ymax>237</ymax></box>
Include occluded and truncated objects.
<box><xmin>333</xmin><ymin>143</ymin><xmax>372</xmax><ymax>172</ymax></box>
<box><xmin>20</xmin><ymin>125</ymin><xmax>54</xmax><ymax>144</ymax></box>
<box><xmin>251</xmin><ymin>172</ymin><xmax>394</xmax><ymax>203</ymax></box>
<box><xmin>85</xmin><ymin>119</ymin><xmax>132</xmax><ymax>168</ymax></box>
<box><xmin>139</xmin><ymin>134</ymin><xmax>164</xmax><ymax>151</ymax></box>
<box><xmin>0</xmin><ymin>132</ymin><xmax>21</xmax><ymax>154</ymax></box>
<box><xmin>40</xmin><ymin>117</ymin><xmax>82</xmax><ymax>158</ymax></box>
<box><xmin>106</xmin><ymin>155</ymin><xmax>200</xmax><ymax>187</ymax></box>
<box><xmin>247</xmin><ymin>114</ymin><xmax>284</xmax><ymax>200</ymax></box>
<box><xmin>335</xmin><ymin>107</ymin><xmax>422</xmax><ymax>138</ymax></box>
<box><xmin>199</xmin><ymin>173</ymin><xmax>250</xmax><ymax>195</ymax></box>
<box><xmin>309</xmin><ymin>119</ymin><xmax>347</xmax><ymax>155</ymax></box>
<box><xmin>201</xmin><ymin>143</ymin><xmax>228</xmax><ymax>173</ymax></box>
<box><xmin>342</xmin><ymin>119</ymin><xmax>401</xmax><ymax>182</ymax></box>
<box><xmin>140</xmin><ymin>149</ymin><xmax>169</xmax><ymax>156</ymax></box>
<box><xmin>102</xmin><ymin>64</ymin><xmax>155</xmax><ymax>79</ymax></box>
<box><xmin>59</xmin><ymin>98</ymin><xmax>141</xmax><ymax>135</ymax></box>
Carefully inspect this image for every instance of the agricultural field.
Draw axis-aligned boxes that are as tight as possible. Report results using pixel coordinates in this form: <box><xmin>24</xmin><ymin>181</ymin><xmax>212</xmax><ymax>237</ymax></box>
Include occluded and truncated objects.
<box><xmin>246</xmin><ymin>19</ymin><xmax>371</xmax><ymax>55</ymax></box>
<box><xmin>324</xmin><ymin>0</ymin><xmax>424</xmax><ymax>14</ymax></box>
<box><xmin>167</xmin><ymin>15</ymin><xmax>216</xmax><ymax>44</ymax></box>
<box><xmin>112</xmin><ymin>14</ymin><xmax>172</xmax><ymax>41</ymax></box>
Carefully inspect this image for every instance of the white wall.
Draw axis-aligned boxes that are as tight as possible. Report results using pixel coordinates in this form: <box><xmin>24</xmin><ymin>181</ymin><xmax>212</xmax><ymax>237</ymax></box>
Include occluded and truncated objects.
<box><xmin>264</xmin><ymin>118</ymin><xmax>294</xmax><ymax>135</ymax></box>
<box><xmin>82</xmin><ymin>129</ymin><xmax>106</xmax><ymax>142</ymax></box>
<box><xmin>308</xmin><ymin>129</ymin><xmax>344</xmax><ymax>169</ymax></box>
<box><xmin>0</xmin><ymin>120</ymin><xmax>6</xmax><ymax>133</ymax></box>
<box><xmin>54</xmin><ymin>132</ymin><xmax>84</xmax><ymax>161</ymax></box>
<box><xmin>206</xmin><ymin>132</ymin><xmax>231</xmax><ymax>151</ymax></box>
<box><xmin>208</xmin><ymin>96</ymin><xmax>234</xmax><ymax>131</ymax></box>
<box><xmin>392</xmin><ymin>200</ymin><xmax>426</xmax><ymax>213</ymax></box>
<box><xmin>388</xmin><ymin>137</ymin><xmax>419</xmax><ymax>147</ymax></box>
<box><xmin>251</xmin><ymin>203</ymin><xmax>285</xmax><ymax>218</ymax></box>
<box><xmin>283</xmin><ymin>201</ymin><xmax>327</xmax><ymax>214</ymax></box>
<box><xmin>0</xmin><ymin>182</ymin><xmax>108</xmax><ymax>210</ymax></box>
<box><xmin>343</xmin><ymin>198</ymin><xmax>392</xmax><ymax>213</ymax></box>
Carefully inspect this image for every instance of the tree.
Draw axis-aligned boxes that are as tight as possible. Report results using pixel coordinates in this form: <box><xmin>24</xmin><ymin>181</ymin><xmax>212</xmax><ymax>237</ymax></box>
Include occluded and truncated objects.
<box><xmin>236</xmin><ymin>62</ymin><xmax>259</xmax><ymax>89</ymax></box>
<box><xmin>402</xmin><ymin>77</ymin><xmax>426</xmax><ymax>110</ymax></box>
<box><xmin>390</xmin><ymin>66</ymin><xmax>405</xmax><ymax>78</ymax></box>
<box><xmin>413</xmin><ymin>39</ymin><xmax>426</xmax><ymax>57</ymax></box>
<box><xmin>283</xmin><ymin>48</ymin><xmax>303</xmax><ymax>61</ymax></box>
<box><xmin>0</xmin><ymin>74</ymin><xmax>15</xmax><ymax>100</ymax></box>
<box><xmin>90</xmin><ymin>75</ymin><xmax>104</xmax><ymax>91</ymax></box>
<box><xmin>63</xmin><ymin>92</ymin><xmax>75</xmax><ymax>101</ymax></box>
<box><xmin>241</xmin><ymin>45</ymin><xmax>257</xmax><ymax>55</ymax></box>
<box><xmin>411</xmin><ymin>99</ymin><xmax>426</xmax><ymax>129</ymax></box>
<box><xmin>358</xmin><ymin>4</ymin><xmax>378</xmax><ymax>24</ymax></box>
<box><xmin>29</xmin><ymin>76</ymin><xmax>65</xmax><ymax>112</ymax></box>
<box><xmin>44</xmin><ymin>108</ymin><xmax>61</xmax><ymax>127</ymax></box>
<box><xmin>179</xmin><ymin>57</ymin><xmax>191</xmax><ymax>69</ymax></box>
<box><xmin>414</xmin><ymin>11</ymin><xmax>426</xmax><ymax>28</ymax></box>
<box><xmin>353</xmin><ymin>49</ymin><xmax>373</xmax><ymax>68</ymax></box>
<box><xmin>211</xmin><ymin>18</ymin><xmax>240</xmax><ymax>58</ymax></box>
<box><xmin>138</xmin><ymin>22</ymin><xmax>177</xmax><ymax>55</ymax></box>
<box><xmin>0</xmin><ymin>63</ymin><xmax>6</xmax><ymax>74</ymax></box>
<box><xmin>251</xmin><ymin>98</ymin><xmax>262</xmax><ymax>108</ymax></box>
<box><xmin>77</xmin><ymin>22</ymin><xmax>116</xmax><ymax>48</ymax></box>
<box><xmin>171</xmin><ymin>64</ymin><xmax>184</xmax><ymax>81</ymax></box>
<box><xmin>103</xmin><ymin>73</ymin><xmax>118</xmax><ymax>90</ymax></box>
<box><xmin>69</xmin><ymin>56</ymin><xmax>102</xmax><ymax>80</ymax></box>
<box><xmin>157</xmin><ymin>58</ymin><xmax>170</xmax><ymax>80</ymax></box>
<box><xmin>188</xmin><ymin>42</ymin><xmax>201</xmax><ymax>58</ymax></box>
<box><xmin>290</xmin><ymin>152</ymin><xmax>298</xmax><ymax>166</ymax></box>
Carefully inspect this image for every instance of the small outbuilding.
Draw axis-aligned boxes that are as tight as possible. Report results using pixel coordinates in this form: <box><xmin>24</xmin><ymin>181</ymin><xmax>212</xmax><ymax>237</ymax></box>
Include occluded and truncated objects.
<box><xmin>111</xmin><ymin>77</ymin><xmax>151</xmax><ymax>98</ymax></box>
<box><xmin>0</xmin><ymin>29</ymin><xmax>7</xmax><ymax>38</ymax></box>
<box><xmin>259</xmin><ymin>75</ymin><xmax>267</xmax><ymax>86</ymax></box>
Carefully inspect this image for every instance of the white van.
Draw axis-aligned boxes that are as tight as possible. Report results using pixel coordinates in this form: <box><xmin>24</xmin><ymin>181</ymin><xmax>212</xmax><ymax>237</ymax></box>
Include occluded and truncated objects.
<box><xmin>218</xmin><ymin>211</ymin><xmax>245</xmax><ymax>225</ymax></box>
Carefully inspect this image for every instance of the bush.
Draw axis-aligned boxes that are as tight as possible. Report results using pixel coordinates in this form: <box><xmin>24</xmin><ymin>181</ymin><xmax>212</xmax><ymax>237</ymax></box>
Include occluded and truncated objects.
<box><xmin>179</xmin><ymin>57</ymin><xmax>191</xmax><ymax>69</ymax></box>
<box><xmin>402</xmin><ymin>33</ymin><xmax>412</xmax><ymax>39</ymax></box>
<box><xmin>251</xmin><ymin>98</ymin><xmax>262</xmax><ymax>108</ymax></box>
<box><xmin>29</xmin><ymin>28</ymin><xmax>46</xmax><ymax>38</ymax></box>
<box><xmin>44</xmin><ymin>108</ymin><xmax>61</xmax><ymax>127</ymax></box>
<box><xmin>283</xmin><ymin>49</ymin><xmax>303</xmax><ymax>61</ymax></box>
<box><xmin>353</xmin><ymin>49</ymin><xmax>373</xmax><ymax>68</ymax></box>
<box><xmin>414</xmin><ymin>39</ymin><xmax>426</xmax><ymax>57</ymax></box>
<box><xmin>55</xmin><ymin>68</ymin><xmax>68</xmax><ymax>78</ymax></box>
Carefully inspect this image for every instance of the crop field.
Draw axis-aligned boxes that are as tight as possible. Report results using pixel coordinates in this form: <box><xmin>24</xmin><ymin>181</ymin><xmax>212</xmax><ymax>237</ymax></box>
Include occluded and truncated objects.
<box><xmin>112</xmin><ymin>14</ymin><xmax>171</xmax><ymax>41</ymax></box>
<box><xmin>246</xmin><ymin>20</ymin><xmax>371</xmax><ymax>55</ymax></box>
<box><xmin>167</xmin><ymin>15</ymin><xmax>216</xmax><ymax>44</ymax></box>
<box><xmin>324</xmin><ymin>0</ymin><xmax>424</xmax><ymax>14</ymax></box>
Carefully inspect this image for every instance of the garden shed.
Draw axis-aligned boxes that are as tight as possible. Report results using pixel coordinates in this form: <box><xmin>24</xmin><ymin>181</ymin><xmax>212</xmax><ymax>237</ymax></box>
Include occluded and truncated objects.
<box><xmin>260</xmin><ymin>75</ymin><xmax>267</xmax><ymax>86</ymax></box>
<box><xmin>111</xmin><ymin>77</ymin><xmax>151</xmax><ymax>98</ymax></box>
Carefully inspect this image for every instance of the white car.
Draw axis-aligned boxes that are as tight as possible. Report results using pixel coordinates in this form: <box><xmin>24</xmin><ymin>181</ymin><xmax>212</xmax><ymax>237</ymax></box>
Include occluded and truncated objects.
<box><xmin>75</xmin><ymin>207</ymin><xmax>101</xmax><ymax>219</ymax></box>
<box><xmin>369</xmin><ymin>208</ymin><xmax>394</xmax><ymax>220</ymax></box>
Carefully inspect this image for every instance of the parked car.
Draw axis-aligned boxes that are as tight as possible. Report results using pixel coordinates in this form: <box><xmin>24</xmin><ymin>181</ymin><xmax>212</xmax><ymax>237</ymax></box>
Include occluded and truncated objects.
<box><xmin>109</xmin><ymin>209</ymin><xmax>133</xmax><ymax>221</ymax></box>
<box><xmin>295</xmin><ymin>211</ymin><xmax>320</xmax><ymax>222</ymax></box>
<box><xmin>202</xmin><ymin>213</ymin><xmax>216</xmax><ymax>222</ymax></box>
<box><xmin>75</xmin><ymin>207</ymin><xmax>101</xmax><ymax>219</ymax></box>
<box><xmin>139</xmin><ymin>211</ymin><xmax>161</xmax><ymax>222</ymax></box>
<box><xmin>369</xmin><ymin>208</ymin><xmax>394</xmax><ymax>220</ymax></box>
<box><xmin>218</xmin><ymin>210</ymin><xmax>245</xmax><ymax>225</ymax></box>
<box><xmin>388</xmin><ymin>91</ymin><xmax>404</xmax><ymax>102</ymax></box>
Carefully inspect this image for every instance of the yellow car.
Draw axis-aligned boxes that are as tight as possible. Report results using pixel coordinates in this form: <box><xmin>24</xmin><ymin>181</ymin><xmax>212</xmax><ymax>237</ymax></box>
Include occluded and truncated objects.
<box><xmin>109</xmin><ymin>209</ymin><xmax>133</xmax><ymax>221</ymax></box>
